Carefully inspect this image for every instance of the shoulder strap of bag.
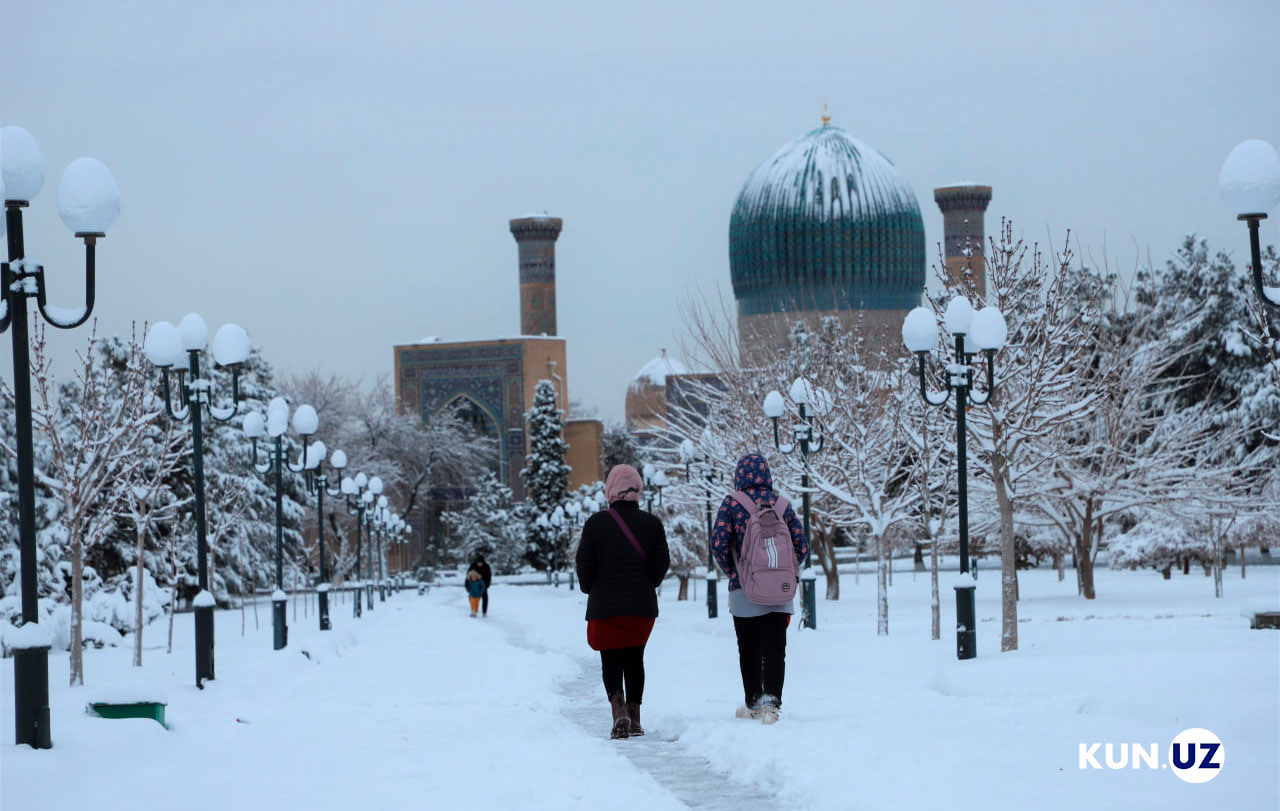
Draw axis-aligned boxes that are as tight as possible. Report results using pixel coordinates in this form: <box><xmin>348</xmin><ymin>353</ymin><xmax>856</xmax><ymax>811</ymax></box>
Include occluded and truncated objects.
<box><xmin>608</xmin><ymin>509</ymin><xmax>647</xmax><ymax>561</ymax></box>
<box><xmin>730</xmin><ymin>490</ymin><xmax>759</xmax><ymax>516</ymax></box>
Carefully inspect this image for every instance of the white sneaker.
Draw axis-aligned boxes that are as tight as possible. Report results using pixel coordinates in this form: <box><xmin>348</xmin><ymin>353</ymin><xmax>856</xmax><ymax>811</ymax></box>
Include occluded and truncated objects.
<box><xmin>759</xmin><ymin>706</ymin><xmax>780</xmax><ymax>725</ymax></box>
<box><xmin>735</xmin><ymin>706</ymin><xmax>763</xmax><ymax>720</ymax></box>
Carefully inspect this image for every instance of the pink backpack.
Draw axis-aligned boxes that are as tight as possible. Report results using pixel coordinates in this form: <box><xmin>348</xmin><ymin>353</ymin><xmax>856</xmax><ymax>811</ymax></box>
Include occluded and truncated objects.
<box><xmin>731</xmin><ymin>491</ymin><xmax>798</xmax><ymax>604</ymax></box>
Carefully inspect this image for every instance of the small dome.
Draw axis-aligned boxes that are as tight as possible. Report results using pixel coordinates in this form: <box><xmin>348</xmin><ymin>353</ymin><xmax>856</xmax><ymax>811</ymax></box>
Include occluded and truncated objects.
<box><xmin>729</xmin><ymin>125</ymin><xmax>925</xmax><ymax>315</ymax></box>
<box><xmin>626</xmin><ymin>350</ymin><xmax>687</xmax><ymax>435</ymax></box>
<box><xmin>629</xmin><ymin>350</ymin><xmax>688</xmax><ymax>390</ymax></box>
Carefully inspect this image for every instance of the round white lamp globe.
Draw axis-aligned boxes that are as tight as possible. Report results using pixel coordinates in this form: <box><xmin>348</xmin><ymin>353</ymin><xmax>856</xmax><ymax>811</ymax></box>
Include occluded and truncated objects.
<box><xmin>0</xmin><ymin>126</ymin><xmax>44</xmax><ymax>202</ymax></box>
<box><xmin>56</xmin><ymin>157</ymin><xmax>120</xmax><ymax>235</ymax></box>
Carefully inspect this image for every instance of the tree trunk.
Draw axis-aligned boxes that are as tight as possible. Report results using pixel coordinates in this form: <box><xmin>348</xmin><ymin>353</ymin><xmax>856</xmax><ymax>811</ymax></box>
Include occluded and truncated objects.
<box><xmin>676</xmin><ymin>575</ymin><xmax>689</xmax><ymax>601</ymax></box>
<box><xmin>810</xmin><ymin>521</ymin><xmax>840</xmax><ymax>600</ymax></box>
<box><xmin>167</xmin><ymin>541</ymin><xmax>178</xmax><ymax>654</ymax></box>
<box><xmin>1076</xmin><ymin>500</ymin><xmax>1097</xmax><ymax>600</ymax></box>
<box><xmin>993</xmin><ymin>460</ymin><xmax>1018</xmax><ymax>652</ymax></box>
<box><xmin>133</xmin><ymin>520</ymin><xmax>147</xmax><ymax>668</ymax></box>
<box><xmin>1054</xmin><ymin>551</ymin><xmax>1064</xmax><ymax>582</ymax></box>
<box><xmin>1241</xmin><ymin>545</ymin><xmax>1247</xmax><ymax>580</ymax></box>
<box><xmin>876</xmin><ymin>534</ymin><xmax>888</xmax><ymax>636</ymax></box>
<box><xmin>930</xmin><ymin>536</ymin><xmax>940</xmax><ymax>641</ymax></box>
<box><xmin>70</xmin><ymin>529</ymin><xmax>85</xmax><ymax>686</ymax></box>
<box><xmin>824</xmin><ymin>530</ymin><xmax>840</xmax><ymax>600</ymax></box>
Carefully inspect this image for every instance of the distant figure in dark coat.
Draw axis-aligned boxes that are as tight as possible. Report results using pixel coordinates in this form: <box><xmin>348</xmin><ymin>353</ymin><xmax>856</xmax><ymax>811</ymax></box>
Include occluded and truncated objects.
<box><xmin>466</xmin><ymin>555</ymin><xmax>493</xmax><ymax>616</ymax></box>
<box><xmin>576</xmin><ymin>464</ymin><xmax>670</xmax><ymax>739</ymax></box>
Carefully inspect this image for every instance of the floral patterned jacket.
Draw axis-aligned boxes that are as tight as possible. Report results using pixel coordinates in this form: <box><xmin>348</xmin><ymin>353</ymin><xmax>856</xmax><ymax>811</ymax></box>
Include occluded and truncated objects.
<box><xmin>711</xmin><ymin>454</ymin><xmax>808</xmax><ymax>591</ymax></box>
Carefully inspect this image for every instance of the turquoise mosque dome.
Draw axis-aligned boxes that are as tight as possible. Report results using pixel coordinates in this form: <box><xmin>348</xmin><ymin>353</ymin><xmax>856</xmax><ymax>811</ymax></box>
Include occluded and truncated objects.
<box><xmin>729</xmin><ymin>125</ymin><xmax>926</xmax><ymax>316</ymax></box>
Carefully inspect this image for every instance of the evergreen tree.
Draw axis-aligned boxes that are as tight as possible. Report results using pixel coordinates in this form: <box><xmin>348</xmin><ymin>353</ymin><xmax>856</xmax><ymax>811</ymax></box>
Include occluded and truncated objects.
<box><xmin>521</xmin><ymin>379</ymin><xmax>570</xmax><ymax>569</ymax></box>
<box><xmin>441</xmin><ymin>472</ymin><xmax>527</xmax><ymax>574</ymax></box>
<box><xmin>601</xmin><ymin>420</ymin><xmax>641</xmax><ymax>473</ymax></box>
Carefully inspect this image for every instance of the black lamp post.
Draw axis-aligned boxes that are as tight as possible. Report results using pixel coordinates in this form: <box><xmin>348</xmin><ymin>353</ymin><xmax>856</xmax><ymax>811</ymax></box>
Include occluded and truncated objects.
<box><xmin>147</xmin><ymin>314</ymin><xmax>252</xmax><ymax>686</ymax></box>
<box><xmin>2</xmin><ymin>126</ymin><xmax>120</xmax><ymax>748</ymax></box>
<box><xmin>902</xmin><ymin>297</ymin><xmax>1007</xmax><ymax>660</ymax></box>
<box><xmin>341</xmin><ymin>473</ymin><xmax>381</xmax><ymax>614</ymax></box>
<box><xmin>1220</xmin><ymin>139</ymin><xmax>1280</xmax><ymax>312</ymax></box>
<box><xmin>371</xmin><ymin>496</ymin><xmax>395</xmax><ymax>602</ymax></box>
<box><xmin>762</xmin><ymin>377</ymin><xmax>829</xmax><ymax>630</ymax></box>
<box><xmin>302</xmin><ymin>446</ymin><xmax>346</xmax><ymax>630</ymax></box>
<box><xmin>642</xmin><ymin>463</ymin><xmax>669</xmax><ymax>512</ymax></box>
<box><xmin>243</xmin><ymin>397</ymin><xmax>317</xmax><ymax>650</ymax></box>
<box><xmin>680</xmin><ymin>438</ymin><xmax>722</xmax><ymax>619</ymax></box>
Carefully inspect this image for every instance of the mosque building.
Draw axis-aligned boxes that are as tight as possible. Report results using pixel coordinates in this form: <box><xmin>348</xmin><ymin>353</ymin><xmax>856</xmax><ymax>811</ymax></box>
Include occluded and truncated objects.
<box><xmin>625</xmin><ymin>117</ymin><xmax>991</xmax><ymax>432</ymax></box>
<box><xmin>394</xmin><ymin>215</ymin><xmax>604</xmax><ymax>550</ymax></box>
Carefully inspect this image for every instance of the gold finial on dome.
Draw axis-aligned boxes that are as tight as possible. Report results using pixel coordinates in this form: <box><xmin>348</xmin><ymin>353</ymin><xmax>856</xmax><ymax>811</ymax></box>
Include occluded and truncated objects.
<box><xmin>821</xmin><ymin>101</ymin><xmax>831</xmax><ymax>127</ymax></box>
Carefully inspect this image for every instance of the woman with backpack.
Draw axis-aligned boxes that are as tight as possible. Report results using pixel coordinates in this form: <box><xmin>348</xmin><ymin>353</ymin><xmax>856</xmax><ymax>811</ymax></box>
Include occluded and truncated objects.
<box><xmin>711</xmin><ymin>453</ymin><xmax>808</xmax><ymax>724</ymax></box>
<box><xmin>575</xmin><ymin>464</ymin><xmax>671</xmax><ymax>739</ymax></box>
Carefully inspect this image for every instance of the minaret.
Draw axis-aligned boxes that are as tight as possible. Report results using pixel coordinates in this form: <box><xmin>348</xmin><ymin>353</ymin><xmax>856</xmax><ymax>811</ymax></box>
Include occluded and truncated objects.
<box><xmin>509</xmin><ymin>214</ymin><xmax>563</xmax><ymax>336</ymax></box>
<box><xmin>934</xmin><ymin>184</ymin><xmax>992</xmax><ymax>298</ymax></box>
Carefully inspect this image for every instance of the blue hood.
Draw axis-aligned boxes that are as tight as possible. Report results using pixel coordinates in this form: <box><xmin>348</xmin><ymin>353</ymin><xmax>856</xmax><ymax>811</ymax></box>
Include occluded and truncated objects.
<box><xmin>734</xmin><ymin>454</ymin><xmax>773</xmax><ymax>492</ymax></box>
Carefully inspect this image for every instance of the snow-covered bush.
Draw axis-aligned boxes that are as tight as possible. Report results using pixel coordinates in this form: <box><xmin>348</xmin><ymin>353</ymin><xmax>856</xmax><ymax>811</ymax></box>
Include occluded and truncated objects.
<box><xmin>1108</xmin><ymin>515</ymin><xmax>1213</xmax><ymax>572</ymax></box>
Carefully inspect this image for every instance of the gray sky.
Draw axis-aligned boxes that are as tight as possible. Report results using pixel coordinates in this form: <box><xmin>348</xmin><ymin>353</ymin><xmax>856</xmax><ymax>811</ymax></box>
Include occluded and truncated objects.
<box><xmin>3</xmin><ymin>0</ymin><xmax>1277</xmax><ymax>424</ymax></box>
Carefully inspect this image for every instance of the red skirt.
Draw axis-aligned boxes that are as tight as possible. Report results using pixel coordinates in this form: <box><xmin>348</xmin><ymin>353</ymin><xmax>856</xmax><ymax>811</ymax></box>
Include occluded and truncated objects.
<box><xmin>587</xmin><ymin>616</ymin><xmax>655</xmax><ymax>651</ymax></box>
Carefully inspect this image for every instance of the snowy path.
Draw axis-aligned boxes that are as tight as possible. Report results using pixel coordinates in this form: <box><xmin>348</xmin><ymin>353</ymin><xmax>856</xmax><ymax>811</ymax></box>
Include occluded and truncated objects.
<box><xmin>4</xmin><ymin>568</ymin><xmax>1278</xmax><ymax>810</ymax></box>
<box><xmin>493</xmin><ymin>612</ymin><xmax>781</xmax><ymax>810</ymax></box>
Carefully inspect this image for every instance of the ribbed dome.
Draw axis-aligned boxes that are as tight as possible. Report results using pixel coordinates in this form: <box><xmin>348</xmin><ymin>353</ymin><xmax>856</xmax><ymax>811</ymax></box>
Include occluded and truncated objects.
<box><xmin>729</xmin><ymin>126</ymin><xmax>925</xmax><ymax>315</ymax></box>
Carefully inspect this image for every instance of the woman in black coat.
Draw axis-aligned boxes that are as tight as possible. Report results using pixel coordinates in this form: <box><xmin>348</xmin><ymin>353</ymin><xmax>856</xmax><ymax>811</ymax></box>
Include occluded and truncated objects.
<box><xmin>575</xmin><ymin>464</ymin><xmax>670</xmax><ymax>739</ymax></box>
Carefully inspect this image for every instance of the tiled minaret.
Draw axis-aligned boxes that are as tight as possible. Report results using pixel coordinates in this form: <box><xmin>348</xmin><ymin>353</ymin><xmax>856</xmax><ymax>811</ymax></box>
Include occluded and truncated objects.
<box><xmin>509</xmin><ymin>215</ymin><xmax>563</xmax><ymax>336</ymax></box>
<box><xmin>934</xmin><ymin>184</ymin><xmax>992</xmax><ymax>298</ymax></box>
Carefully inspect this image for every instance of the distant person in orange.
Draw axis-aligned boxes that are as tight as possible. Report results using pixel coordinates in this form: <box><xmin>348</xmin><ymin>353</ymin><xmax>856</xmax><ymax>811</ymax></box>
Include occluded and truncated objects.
<box><xmin>465</xmin><ymin>570</ymin><xmax>486</xmax><ymax>617</ymax></box>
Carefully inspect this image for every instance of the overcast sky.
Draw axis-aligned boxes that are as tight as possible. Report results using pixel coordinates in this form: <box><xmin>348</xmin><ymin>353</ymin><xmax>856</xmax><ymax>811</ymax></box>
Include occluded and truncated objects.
<box><xmin>3</xmin><ymin>0</ymin><xmax>1277</xmax><ymax>424</ymax></box>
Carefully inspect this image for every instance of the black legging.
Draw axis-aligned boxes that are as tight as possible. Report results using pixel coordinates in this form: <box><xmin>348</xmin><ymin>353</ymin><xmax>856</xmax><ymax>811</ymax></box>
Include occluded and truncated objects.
<box><xmin>599</xmin><ymin>645</ymin><xmax>646</xmax><ymax>703</ymax></box>
<box><xmin>733</xmin><ymin>613</ymin><xmax>789</xmax><ymax>709</ymax></box>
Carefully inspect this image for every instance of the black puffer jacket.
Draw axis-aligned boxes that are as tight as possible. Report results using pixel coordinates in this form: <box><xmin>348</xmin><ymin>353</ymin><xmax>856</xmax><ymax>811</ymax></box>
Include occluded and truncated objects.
<box><xmin>575</xmin><ymin>501</ymin><xmax>670</xmax><ymax>620</ymax></box>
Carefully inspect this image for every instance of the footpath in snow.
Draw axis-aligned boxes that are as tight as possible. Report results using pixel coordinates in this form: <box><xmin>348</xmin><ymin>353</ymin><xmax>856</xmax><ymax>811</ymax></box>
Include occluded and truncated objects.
<box><xmin>3</xmin><ymin>565</ymin><xmax>1278</xmax><ymax>810</ymax></box>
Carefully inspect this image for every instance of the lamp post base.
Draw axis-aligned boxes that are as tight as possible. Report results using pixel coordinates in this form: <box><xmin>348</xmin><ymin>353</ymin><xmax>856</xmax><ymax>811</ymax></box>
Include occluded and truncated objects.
<box><xmin>319</xmin><ymin>591</ymin><xmax>331</xmax><ymax>631</ymax></box>
<box><xmin>195</xmin><ymin>606</ymin><xmax>215</xmax><ymax>686</ymax></box>
<box><xmin>366</xmin><ymin>585</ymin><xmax>374</xmax><ymax>611</ymax></box>
<box><xmin>13</xmin><ymin>646</ymin><xmax>52</xmax><ymax>748</ymax></box>
<box><xmin>272</xmin><ymin>600</ymin><xmax>288</xmax><ymax>650</ymax></box>
<box><xmin>955</xmin><ymin>584</ymin><xmax>977</xmax><ymax>660</ymax></box>
<box><xmin>706</xmin><ymin>576</ymin><xmax>718</xmax><ymax>619</ymax></box>
<box><xmin>379</xmin><ymin>583</ymin><xmax>386</xmax><ymax>602</ymax></box>
<box><xmin>800</xmin><ymin>577</ymin><xmax>817</xmax><ymax>630</ymax></box>
<box><xmin>353</xmin><ymin>587</ymin><xmax>362</xmax><ymax>618</ymax></box>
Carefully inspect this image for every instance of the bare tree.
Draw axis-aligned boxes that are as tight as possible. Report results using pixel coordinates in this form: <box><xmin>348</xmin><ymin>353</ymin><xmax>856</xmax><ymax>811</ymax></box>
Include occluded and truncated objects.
<box><xmin>123</xmin><ymin>409</ymin><xmax>191</xmax><ymax>667</ymax></box>
<box><xmin>27</xmin><ymin>323</ymin><xmax>158</xmax><ymax>684</ymax></box>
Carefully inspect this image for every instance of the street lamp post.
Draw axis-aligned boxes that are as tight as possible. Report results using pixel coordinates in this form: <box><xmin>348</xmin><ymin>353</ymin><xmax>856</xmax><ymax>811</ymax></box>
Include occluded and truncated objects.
<box><xmin>762</xmin><ymin>377</ymin><xmax>830</xmax><ymax>630</ymax></box>
<box><xmin>902</xmin><ymin>297</ymin><xmax>1007</xmax><ymax>660</ymax></box>
<box><xmin>549</xmin><ymin>505</ymin><xmax>566</xmax><ymax>587</ymax></box>
<box><xmin>147</xmin><ymin>314</ymin><xmax>252</xmax><ymax>686</ymax></box>
<box><xmin>243</xmin><ymin>397</ymin><xmax>318</xmax><ymax>650</ymax></box>
<box><xmin>372</xmin><ymin>496</ymin><xmax>394</xmax><ymax>602</ymax></box>
<box><xmin>1219</xmin><ymin>139</ymin><xmax>1280</xmax><ymax>312</ymax></box>
<box><xmin>341</xmin><ymin>473</ymin><xmax>381</xmax><ymax>613</ymax></box>
<box><xmin>642</xmin><ymin>464</ymin><xmax>669</xmax><ymax>512</ymax></box>
<box><xmin>3</xmin><ymin>126</ymin><xmax>120</xmax><ymax>748</ymax></box>
<box><xmin>680</xmin><ymin>438</ymin><xmax>722</xmax><ymax>619</ymax></box>
<box><xmin>302</xmin><ymin>447</ymin><xmax>346</xmax><ymax>630</ymax></box>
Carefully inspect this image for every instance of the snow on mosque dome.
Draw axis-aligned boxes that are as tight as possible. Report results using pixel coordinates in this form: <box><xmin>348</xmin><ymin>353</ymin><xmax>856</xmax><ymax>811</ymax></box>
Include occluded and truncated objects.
<box><xmin>629</xmin><ymin>351</ymin><xmax>688</xmax><ymax>389</ymax></box>
<box><xmin>729</xmin><ymin>125</ymin><xmax>925</xmax><ymax>315</ymax></box>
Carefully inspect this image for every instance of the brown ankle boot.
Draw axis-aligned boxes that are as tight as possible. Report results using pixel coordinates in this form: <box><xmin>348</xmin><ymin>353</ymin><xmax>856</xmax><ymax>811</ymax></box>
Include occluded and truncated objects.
<box><xmin>609</xmin><ymin>692</ymin><xmax>629</xmax><ymax>739</ymax></box>
<box><xmin>626</xmin><ymin>702</ymin><xmax>644</xmax><ymax>736</ymax></box>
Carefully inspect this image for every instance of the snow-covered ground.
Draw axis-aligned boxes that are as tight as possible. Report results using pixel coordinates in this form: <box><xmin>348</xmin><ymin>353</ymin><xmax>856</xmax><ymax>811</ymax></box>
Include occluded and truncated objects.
<box><xmin>3</xmin><ymin>565</ymin><xmax>1277</xmax><ymax>810</ymax></box>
